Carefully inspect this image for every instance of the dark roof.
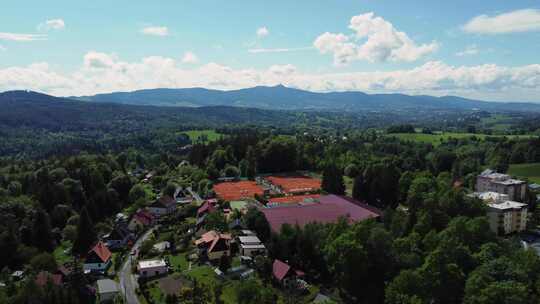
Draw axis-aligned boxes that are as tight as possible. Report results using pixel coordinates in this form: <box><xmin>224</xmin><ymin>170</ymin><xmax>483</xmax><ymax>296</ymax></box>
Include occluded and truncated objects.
<box><xmin>262</xmin><ymin>195</ymin><xmax>381</xmax><ymax>232</ymax></box>
<box><xmin>151</xmin><ymin>195</ymin><xmax>176</xmax><ymax>208</ymax></box>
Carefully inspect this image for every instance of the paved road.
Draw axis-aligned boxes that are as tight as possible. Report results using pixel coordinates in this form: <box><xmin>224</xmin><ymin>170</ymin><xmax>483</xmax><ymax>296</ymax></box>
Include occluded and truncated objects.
<box><xmin>119</xmin><ymin>228</ymin><xmax>154</xmax><ymax>304</ymax></box>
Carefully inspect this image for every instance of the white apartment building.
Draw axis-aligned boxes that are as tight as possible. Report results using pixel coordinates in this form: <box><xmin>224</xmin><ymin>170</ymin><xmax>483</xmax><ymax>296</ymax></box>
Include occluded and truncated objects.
<box><xmin>486</xmin><ymin>200</ymin><xmax>528</xmax><ymax>235</ymax></box>
<box><xmin>476</xmin><ymin>169</ymin><xmax>527</xmax><ymax>202</ymax></box>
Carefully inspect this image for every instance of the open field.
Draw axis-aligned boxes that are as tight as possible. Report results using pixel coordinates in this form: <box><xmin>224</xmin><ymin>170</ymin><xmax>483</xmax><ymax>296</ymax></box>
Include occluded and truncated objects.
<box><xmin>183</xmin><ymin>130</ymin><xmax>223</xmax><ymax>143</ymax></box>
<box><xmin>386</xmin><ymin>132</ymin><xmax>537</xmax><ymax>146</ymax></box>
<box><xmin>509</xmin><ymin>163</ymin><xmax>540</xmax><ymax>184</ymax></box>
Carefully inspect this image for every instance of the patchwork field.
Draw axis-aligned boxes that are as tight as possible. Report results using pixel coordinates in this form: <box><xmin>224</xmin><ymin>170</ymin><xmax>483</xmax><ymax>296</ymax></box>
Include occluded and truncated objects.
<box><xmin>386</xmin><ymin>132</ymin><xmax>536</xmax><ymax>146</ymax></box>
<box><xmin>509</xmin><ymin>163</ymin><xmax>540</xmax><ymax>184</ymax></box>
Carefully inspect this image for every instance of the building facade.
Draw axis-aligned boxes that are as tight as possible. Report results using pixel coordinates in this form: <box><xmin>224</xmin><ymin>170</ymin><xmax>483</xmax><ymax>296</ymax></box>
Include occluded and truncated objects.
<box><xmin>476</xmin><ymin>169</ymin><xmax>527</xmax><ymax>202</ymax></box>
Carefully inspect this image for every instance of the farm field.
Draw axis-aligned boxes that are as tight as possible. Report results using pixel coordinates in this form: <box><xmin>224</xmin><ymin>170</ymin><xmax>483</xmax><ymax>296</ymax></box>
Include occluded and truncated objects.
<box><xmin>386</xmin><ymin>132</ymin><xmax>536</xmax><ymax>146</ymax></box>
<box><xmin>508</xmin><ymin>163</ymin><xmax>540</xmax><ymax>184</ymax></box>
<box><xmin>183</xmin><ymin>129</ymin><xmax>223</xmax><ymax>143</ymax></box>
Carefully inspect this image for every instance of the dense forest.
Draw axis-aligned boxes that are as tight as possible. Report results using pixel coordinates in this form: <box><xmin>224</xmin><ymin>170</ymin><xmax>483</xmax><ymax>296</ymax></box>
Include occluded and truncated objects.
<box><xmin>1</xmin><ymin>113</ymin><xmax>540</xmax><ymax>303</ymax></box>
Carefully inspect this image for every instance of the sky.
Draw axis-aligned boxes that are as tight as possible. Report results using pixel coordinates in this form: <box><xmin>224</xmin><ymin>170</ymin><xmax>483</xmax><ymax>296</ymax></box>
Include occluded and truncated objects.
<box><xmin>1</xmin><ymin>0</ymin><xmax>540</xmax><ymax>101</ymax></box>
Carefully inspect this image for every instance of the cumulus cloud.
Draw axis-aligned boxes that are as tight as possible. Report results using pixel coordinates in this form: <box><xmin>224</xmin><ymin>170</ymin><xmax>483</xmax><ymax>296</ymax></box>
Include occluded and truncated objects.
<box><xmin>38</xmin><ymin>19</ymin><xmax>65</xmax><ymax>31</ymax></box>
<box><xmin>0</xmin><ymin>32</ymin><xmax>46</xmax><ymax>42</ymax></box>
<box><xmin>181</xmin><ymin>51</ymin><xmax>199</xmax><ymax>64</ymax></box>
<box><xmin>456</xmin><ymin>44</ymin><xmax>479</xmax><ymax>57</ymax></box>
<box><xmin>141</xmin><ymin>26</ymin><xmax>169</xmax><ymax>36</ymax></box>
<box><xmin>463</xmin><ymin>9</ymin><xmax>540</xmax><ymax>34</ymax></box>
<box><xmin>314</xmin><ymin>12</ymin><xmax>438</xmax><ymax>65</ymax></box>
<box><xmin>256</xmin><ymin>27</ymin><xmax>269</xmax><ymax>38</ymax></box>
<box><xmin>1</xmin><ymin>52</ymin><xmax>540</xmax><ymax>102</ymax></box>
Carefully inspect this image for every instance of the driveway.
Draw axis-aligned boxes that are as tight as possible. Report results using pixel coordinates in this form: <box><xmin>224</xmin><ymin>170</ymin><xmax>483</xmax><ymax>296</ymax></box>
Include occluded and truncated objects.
<box><xmin>119</xmin><ymin>228</ymin><xmax>155</xmax><ymax>304</ymax></box>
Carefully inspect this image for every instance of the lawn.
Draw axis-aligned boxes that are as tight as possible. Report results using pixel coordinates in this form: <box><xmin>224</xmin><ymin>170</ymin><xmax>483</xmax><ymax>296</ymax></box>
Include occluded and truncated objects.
<box><xmin>183</xmin><ymin>130</ymin><xmax>223</xmax><ymax>143</ymax></box>
<box><xmin>387</xmin><ymin>132</ymin><xmax>536</xmax><ymax>146</ymax></box>
<box><xmin>509</xmin><ymin>163</ymin><xmax>540</xmax><ymax>184</ymax></box>
<box><xmin>53</xmin><ymin>241</ymin><xmax>73</xmax><ymax>264</ymax></box>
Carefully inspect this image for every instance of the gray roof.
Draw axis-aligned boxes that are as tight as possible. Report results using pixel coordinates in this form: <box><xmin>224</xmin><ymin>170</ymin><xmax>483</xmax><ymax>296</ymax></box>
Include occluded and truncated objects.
<box><xmin>97</xmin><ymin>279</ymin><xmax>119</xmax><ymax>294</ymax></box>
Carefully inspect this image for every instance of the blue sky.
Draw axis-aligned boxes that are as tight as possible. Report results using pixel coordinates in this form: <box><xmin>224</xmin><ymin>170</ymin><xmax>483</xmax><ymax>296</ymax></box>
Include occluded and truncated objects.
<box><xmin>1</xmin><ymin>1</ymin><xmax>540</xmax><ymax>101</ymax></box>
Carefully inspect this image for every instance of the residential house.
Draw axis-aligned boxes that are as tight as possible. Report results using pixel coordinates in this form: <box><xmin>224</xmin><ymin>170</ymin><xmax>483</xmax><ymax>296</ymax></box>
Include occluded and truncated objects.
<box><xmin>238</xmin><ymin>235</ymin><xmax>266</xmax><ymax>257</ymax></box>
<box><xmin>194</xmin><ymin>231</ymin><xmax>232</xmax><ymax>261</ymax></box>
<box><xmin>148</xmin><ymin>195</ymin><xmax>177</xmax><ymax>217</ymax></box>
<box><xmin>476</xmin><ymin>169</ymin><xmax>527</xmax><ymax>202</ymax></box>
<box><xmin>128</xmin><ymin>209</ymin><xmax>155</xmax><ymax>232</ymax></box>
<box><xmin>97</xmin><ymin>279</ymin><xmax>120</xmax><ymax>303</ymax></box>
<box><xmin>83</xmin><ymin>241</ymin><xmax>112</xmax><ymax>273</ymax></box>
<box><xmin>35</xmin><ymin>271</ymin><xmax>63</xmax><ymax>288</ymax></box>
<box><xmin>197</xmin><ymin>201</ymin><xmax>216</xmax><ymax>218</ymax></box>
<box><xmin>272</xmin><ymin>259</ymin><xmax>305</xmax><ymax>288</ymax></box>
<box><xmin>137</xmin><ymin>259</ymin><xmax>168</xmax><ymax>278</ymax></box>
<box><xmin>103</xmin><ymin>225</ymin><xmax>133</xmax><ymax>250</ymax></box>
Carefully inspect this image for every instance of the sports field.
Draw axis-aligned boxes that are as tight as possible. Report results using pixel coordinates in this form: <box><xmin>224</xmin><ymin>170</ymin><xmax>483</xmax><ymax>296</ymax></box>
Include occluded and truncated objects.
<box><xmin>386</xmin><ymin>132</ymin><xmax>536</xmax><ymax>146</ymax></box>
<box><xmin>508</xmin><ymin>163</ymin><xmax>540</xmax><ymax>184</ymax></box>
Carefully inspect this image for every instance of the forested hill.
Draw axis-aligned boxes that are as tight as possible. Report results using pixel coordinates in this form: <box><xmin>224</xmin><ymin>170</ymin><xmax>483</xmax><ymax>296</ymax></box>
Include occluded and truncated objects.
<box><xmin>72</xmin><ymin>85</ymin><xmax>540</xmax><ymax>112</ymax></box>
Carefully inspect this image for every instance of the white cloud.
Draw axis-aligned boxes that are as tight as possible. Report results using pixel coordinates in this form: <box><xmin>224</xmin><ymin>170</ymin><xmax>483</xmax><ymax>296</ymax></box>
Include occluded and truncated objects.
<box><xmin>181</xmin><ymin>51</ymin><xmax>199</xmax><ymax>64</ymax></box>
<box><xmin>463</xmin><ymin>9</ymin><xmax>540</xmax><ymax>34</ymax></box>
<box><xmin>256</xmin><ymin>27</ymin><xmax>269</xmax><ymax>38</ymax></box>
<box><xmin>248</xmin><ymin>46</ymin><xmax>313</xmax><ymax>53</ymax></box>
<box><xmin>456</xmin><ymin>44</ymin><xmax>479</xmax><ymax>57</ymax></box>
<box><xmin>0</xmin><ymin>32</ymin><xmax>46</xmax><ymax>42</ymax></box>
<box><xmin>141</xmin><ymin>26</ymin><xmax>169</xmax><ymax>36</ymax></box>
<box><xmin>314</xmin><ymin>12</ymin><xmax>438</xmax><ymax>65</ymax></box>
<box><xmin>38</xmin><ymin>19</ymin><xmax>65</xmax><ymax>31</ymax></box>
<box><xmin>0</xmin><ymin>45</ymin><xmax>6</xmax><ymax>51</ymax></box>
<box><xmin>1</xmin><ymin>52</ymin><xmax>540</xmax><ymax>102</ymax></box>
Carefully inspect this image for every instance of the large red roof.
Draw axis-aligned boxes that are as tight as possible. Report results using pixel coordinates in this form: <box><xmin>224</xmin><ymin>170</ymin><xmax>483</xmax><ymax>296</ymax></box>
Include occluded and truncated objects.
<box><xmin>267</xmin><ymin>176</ymin><xmax>321</xmax><ymax>194</ymax></box>
<box><xmin>262</xmin><ymin>195</ymin><xmax>381</xmax><ymax>232</ymax></box>
<box><xmin>89</xmin><ymin>241</ymin><xmax>112</xmax><ymax>263</ymax></box>
<box><xmin>213</xmin><ymin>181</ymin><xmax>264</xmax><ymax>201</ymax></box>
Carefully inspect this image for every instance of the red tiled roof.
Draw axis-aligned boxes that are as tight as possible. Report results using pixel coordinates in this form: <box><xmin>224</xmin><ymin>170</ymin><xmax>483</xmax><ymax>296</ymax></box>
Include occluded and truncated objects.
<box><xmin>89</xmin><ymin>241</ymin><xmax>112</xmax><ymax>263</ymax></box>
<box><xmin>36</xmin><ymin>271</ymin><xmax>62</xmax><ymax>287</ymax></box>
<box><xmin>213</xmin><ymin>181</ymin><xmax>264</xmax><ymax>201</ymax></box>
<box><xmin>267</xmin><ymin>176</ymin><xmax>321</xmax><ymax>194</ymax></box>
<box><xmin>262</xmin><ymin>195</ymin><xmax>381</xmax><ymax>232</ymax></box>
<box><xmin>194</xmin><ymin>230</ymin><xmax>232</xmax><ymax>253</ymax></box>
<box><xmin>197</xmin><ymin>202</ymin><xmax>216</xmax><ymax>216</ymax></box>
<box><xmin>133</xmin><ymin>209</ymin><xmax>154</xmax><ymax>226</ymax></box>
<box><xmin>273</xmin><ymin>259</ymin><xmax>303</xmax><ymax>281</ymax></box>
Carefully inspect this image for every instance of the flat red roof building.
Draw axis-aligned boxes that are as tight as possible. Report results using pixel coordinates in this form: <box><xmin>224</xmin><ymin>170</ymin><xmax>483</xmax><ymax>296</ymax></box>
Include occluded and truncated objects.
<box><xmin>266</xmin><ymin>176</ymin><xmax>321</xmax><ymax>194</ymax></box>
<box><xmin>213</xmin><ymin>181</ymin><xmax>264</xmax><ymax>201</ymax></box>
<box><xmin>261</xmin><ymin>195</ymin><xmax>381</xmax><ymax>232</ymax></box>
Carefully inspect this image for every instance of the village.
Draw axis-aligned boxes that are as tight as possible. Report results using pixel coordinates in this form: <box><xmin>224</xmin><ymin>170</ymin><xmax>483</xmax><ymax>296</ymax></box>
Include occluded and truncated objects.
<box><xmin>14</xmin><ymin>161</ymin><xmax>539</xmax><ymax>304</ymax></box>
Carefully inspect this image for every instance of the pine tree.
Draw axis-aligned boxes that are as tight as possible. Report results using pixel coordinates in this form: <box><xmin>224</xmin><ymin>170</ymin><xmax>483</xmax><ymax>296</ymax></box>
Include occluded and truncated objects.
<box><xmin>32</xmin><ymin>209</ymin><xmax>54</xmax><ymax>252</ymax></box>
<box><xmin>322</xmin><ymin>163</ymin><xmax>345</xmax><ymax>195</ymax></box>
<box><xmin>73</xmin><ymin>207</ymin><xmax>97</xmax><ymax>255</ymax></box>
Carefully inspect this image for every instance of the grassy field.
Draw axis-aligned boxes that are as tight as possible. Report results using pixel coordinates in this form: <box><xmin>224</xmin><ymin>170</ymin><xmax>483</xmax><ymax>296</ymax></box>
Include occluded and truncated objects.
<box><xmin>387</xmin><ymin>132</ymin><xmax>536</xmax><ymax>146</ymax></box>
<box><xmin>509</xmin><ymin>163</ymin><xmax>540</xmax><ymax>184</ymax></box>
<box><xmin>183</xmin><ymin>130</ymin><xmax>223</xmax><ymax>143</ymax></box>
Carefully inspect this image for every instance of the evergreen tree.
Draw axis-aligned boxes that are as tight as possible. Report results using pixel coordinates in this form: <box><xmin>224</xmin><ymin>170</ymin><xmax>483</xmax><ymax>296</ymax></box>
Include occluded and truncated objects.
<box><xmin>73</xmin><ymin>207</ymin><xmax>97</xmax><ymax>255</ymax></box>
<box><xmin>321</xmin><ymin>163</ymin><xmax>345</xmax><ymax>195</ymax></box>
<box><xmin>32</xmin><ymin>209</ymin><xmax>54</xmax><ymax>252</ymax></box>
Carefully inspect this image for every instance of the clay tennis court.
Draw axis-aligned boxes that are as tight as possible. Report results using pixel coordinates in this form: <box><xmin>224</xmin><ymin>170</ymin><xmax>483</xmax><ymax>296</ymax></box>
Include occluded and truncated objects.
<box><xmin>213</xmin><ymin>181</ymin><xmax>264</xmax><ymax>201</ymax></box>
<box><xmin>266</xmin><ymin>176</ymin><xmax>322</xmax><ymax>194</ymax></box>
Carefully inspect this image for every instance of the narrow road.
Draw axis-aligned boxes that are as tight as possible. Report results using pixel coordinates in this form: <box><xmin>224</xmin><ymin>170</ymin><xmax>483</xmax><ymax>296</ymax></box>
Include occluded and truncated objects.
<box><xmin>187</xmin><ymin>187</ymin><xmax>203</xmax><ymax>203</ymax></box>
<box><xmin>119</xmin><ymin>228</ymin><xmax>155</xmax><ymax>304</ymax></box>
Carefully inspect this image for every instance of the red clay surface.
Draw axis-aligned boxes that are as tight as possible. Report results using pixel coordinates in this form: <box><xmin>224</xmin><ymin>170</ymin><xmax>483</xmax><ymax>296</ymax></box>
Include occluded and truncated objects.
<box><xmin>266</xmin><ymin>176</ymin><xmax>321</xmax><ymax>194</ymax></box>
<box><xmin>213</xmin><ymin>181</ymin><xmax>264</xmax><ymax>201</ymax></box>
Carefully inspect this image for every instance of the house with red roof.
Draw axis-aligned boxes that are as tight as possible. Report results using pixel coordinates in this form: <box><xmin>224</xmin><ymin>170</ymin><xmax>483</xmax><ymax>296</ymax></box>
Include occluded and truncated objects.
<box><xmin>197</xmin><ymin>201</ymin><xmax>217</xmax><ymax>218</ymax></box>
<box><xmin>272</xmin><ymin>259</ymin><xmax>305</xmax><ymax>288</ymax></box>
<box><xmin>35</xmin><ymin>271</ymin><xmax>63</xmax><ymax>287</ymax></box>
<box><xmin>262</xmin><ymin>195</ymin><xmax>381</xmax><ymax>233</ymax></box>
<box><xmin>194</xmin><ymin>230</ymin><xmax>232</xmax><ymax>261</ymax></box>
<box><xmin>83</xmin><ymin>241</ymin><xmax>112</xmax><ymax>273</ymax></box>
<box><xmin>148</xmin><ymin>195</ymin><xmax>177</xmax><ymax>217</ymax></box>
<box><xmin>128</xmin><ymin>209</ymin><xmax>155</xmax><ymax>232</ymax></box>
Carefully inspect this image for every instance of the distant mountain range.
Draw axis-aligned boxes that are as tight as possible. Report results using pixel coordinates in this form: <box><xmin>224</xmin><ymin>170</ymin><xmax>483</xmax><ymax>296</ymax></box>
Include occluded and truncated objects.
<box><xmin>71</xmin><ymin>85</ymin><xmax>540</xmax><ymax>112</ymax></box>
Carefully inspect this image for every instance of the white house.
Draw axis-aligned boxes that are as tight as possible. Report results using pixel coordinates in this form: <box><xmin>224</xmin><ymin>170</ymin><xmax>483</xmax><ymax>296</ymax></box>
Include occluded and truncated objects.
<box><xmin>138</xmin><ymin>259</ymin><xmax>168</xmax><ymax>278</ymax></box>
<box><xmin>97</xmin><ymin>279</ymin><xmax>120</xmax><ymax>303</ymax></box>
<box><xmin>238</xmin><ymin>235</ymin><xmax>267</xmax><ymax>257</ymax></box>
